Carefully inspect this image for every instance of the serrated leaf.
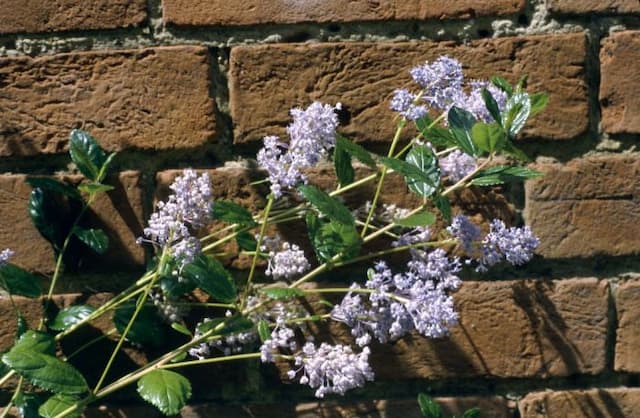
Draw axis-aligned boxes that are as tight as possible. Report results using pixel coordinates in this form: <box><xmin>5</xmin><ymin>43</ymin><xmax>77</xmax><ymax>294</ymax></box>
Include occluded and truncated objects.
<box><xmin>379</xmin><ymin>157</ymin><xmax>438</xmax><ymax>196</ymax></box>
<box><xmin>38</xmin><ymin>394</ymin><xmax>82</xmax><ymax>418</ymax></box>
<box><xmin>395</xmin><ymin>211</ymin><xmax>436</xmax><ymax>228</ymax></box>
<box><xmin>405</xmin><ymin>145</ymin><xmax>440</xmax><ymax>198</ymax></box>
<box><xmin>418</xmin><ymin>393</ymin><xmax>441</xmax><ymax>418</ymax></box>
<box><xmin>298</xmin><ymin>184</ymin><xmax>354</xmax><ymax>226</ymax></box>
<box><xmin>113</xmin><ymin>303</ymin><xmax>167</xmax><ymax>348</ymax></box>
<box><xmin>159</xmin><ymin>276</ymin><xmax>197</xmax><ymax>298</ymax></box>
<box><xmin>259</xmin><ymin>287</ymin><xmax>305</xmax><ymax>300</ymax></box>
<box><xmin>470</xmin><ymin>166</ymin><xmax>543</xmax><ymax>186</ymax></box>
<box><xmin>433</xmin><ymin>194</ymin><xmax>452</xmax><ymax>223</ymax></box>
<box><xmin>14</xmin><ymin>331</ymin><xmax>56</xmax><ymax>355</ymax></box>
<box><xmin>334</xmin><ymin>144</ymin><xmax>355</xmax><ymax>187</ymax></box>
<box><xmin>137</xmin><ymin>370</ymin><xmax>191</xmax><ymax>416</ymax></box>
<box><xmin>415</xmin><ymin>116</ymin><xmax>456</xmax><ymax>148</ymax></box>
<box><xmin>448</xmin><ymin>106</ymin><xmax>478</xmax><ymax>156</ymax></box>
<box><xmin>72</xmin><ymin>227</ymin><xmax>109</xmax><ymax>255</ymax></box>
<box><xmin>530</xmin><ymin>92</ymin><xmax>549</xmax><ymax>117</ymax></box>
<box><xmin>257</xmin><ymin>320</ymin><xmax>271</xmax><ymax>342</ymax></box>
<box><xmin>0</xmin><ymin>264</ymin><xmax>42</xmax><ymax>298</ymax></box>
<box><xmin>481</xmin><ymin>88</ymin><xmax>502</xmax><ymax>125</ymax></box>
<box><xmin>26</xmin><ymin>178</ymin><xmax>81</xmax><ymax>201</ymax></box>
<box><xmin>336</xmin><ymin>135</ymin><xmax>376</xmax><ymax>168</ymax></box>
<box><xmin>490</xmin><ymin>76</ymin><xmax>513</xmax><ymax>96</ymax></box>
<box><xmin>310</xmin><ymin>219</ymin><xmax>361</xmax><ymax>262</ymax></box>
<box><xmin>15</xmin><ymin>392</ymin><xmax>42</xmax><ymax>418</ymax></box>
<box><xmin>471</xmin><ymin>122</ymin><xmax>506</xmax><ymax>154</ymax></box>
<box><xmin>2</xmin><ymin>349</ymin><xmax>88</xmax><ymax>394</ymax></box>
<box><xmin>49</xmin><ymin>305</ymin><xmax>96</xmax><ymax>332</ymax></box>
<box><xmin>502</xmin><ymin>92</ymin><xmax>531</xmax><ymax>138</ymax></box>
<box><xmin>77</xmin><ymin>183</ymin><xmax>114</xmax><ymax>195</ymax></box>
<box><xmin>96</xmin><ymin>152</ymin><xmax>117</xmax><ymax>183</ymax></box>
<box><xmin>182</xmin><ymin>255</ymin><xmax>237</xmax><ymax>304</ymax></box>
<box><xmin>462</xmin><ymin>407</ymin><xmax>481</xmax><ymax>418</ymax></box>
<box><xmin>171</xmin><ymin>323</ymin><xmax>192</xmax><ymax>337</ymax></box>
<box><xmin>28</xmin><ymin>188</ymin><xmax>64</xmax><ymax>249</ymax></box>
<box><xmin>69</xmin><ymin>130</ymin><xmax>107</xmax><ymax>182</ymax></box>
<box><xmin>236</xmin><ymin>231</ymin><xmax>258</xmax><ymax>252</ymax></box>
<box><xmin>211</xmin><ymin>201</ymin><xmax>256</xmax><ymax>227</ymax></box>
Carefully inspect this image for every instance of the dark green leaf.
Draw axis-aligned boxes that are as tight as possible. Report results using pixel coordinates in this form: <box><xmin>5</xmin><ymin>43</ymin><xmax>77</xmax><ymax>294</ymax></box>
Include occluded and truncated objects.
<box><xmin>405</xmin><ymin>145</ymin><xmax>440</xmax><ymax>198</ymax></box>
<box><xmin>530</xmin><ymin>92</ymin><xmax>549</xmax><ymax>117</ymax></box>
<box><xmin>17</xmin><ymin>314</ymin><xmax>28</xmax><ymax>338</ymax></box>
<box><xmin>13</xmin><ymin>331</ymin><xmax>56</xmax><ymax>356</ymax></box>
<box><xmin>77</xmin><ymin>183</ymin><xmax>114</xmax><ymax>195</ymax></box>
<box><xmin>395</xmin><ymin>211</ymin><xmax>436</xmax><ymax>228</ymax></box>
<box><xmin>502</xmin><ymin>92</ymin><xmax>531</xmax><ymax>138</ymax></box>
<box><xmin>433</xmin><ymin>194</ymin><xmax>452</xmax><ymax>223</ymax></box>
<box><xmin>2</xmin><ymin>349</ymin><xmax>88</xmax><ymax>394</ymax></box>
<box><xmin>502</xmin><ymin>141</ymin><xmax>531</xmax><ymax>162</ymax></box>
<box><xmin>28</xmin><ymin>188</ymin><xmax>63</xmax><ymax>249</ymax></box>
<box><xmin>462</xmin><ymin>407</ymin><xmax>481</xmax><ymax>418</ymax></box>
<box><xmin>195</xmin><ymin>315</ymin><xmax>254</xmax><ymax>336</ymax></box>
<box><xmin>69</xmin><ymin>130</ymin><xmax>107</xmax><ymax>182</ymax></box>
<box><xmin>113</xmin><ymin>303</ymin><xmax>167</xmax><ymax>348</ymax></box>
<box><xmin>137</xmin><ymin>370</ymin><xmax>192</xmax><ymax>416</ymax></box>
<box><xmin>470</xmin><ymin>165</ymin><xmax>542</xmax><ymax>186</ymax></box>
<box><xmin>236</xmin><ymin>231</ymin><xmax>258</xmax><ymax>252</ymax></box>
<box><xmin>379</xmin><ymin>157</ymin><xmax>438</xmax><ymax>195</ymax></box>
<box><xmin>39</xmin><ymin>394</ymin><xmax>82</xmax><ymax>418</ymax></box>
<box><xmin>72</xmin><ymin>227</ymin><xmax>109</xmax><ymax>255</ymax></box>
<box><xmin>96</xmin><ymin>152</ymin><xmax>117</xmax><ymax>183</ymax></box>
<box><xmin>15</xmin><ymin>392</ymin><xmax>42</xmax><ymax>418</ymax></box>
<box><xmin>481</xmin><ymin>88</ymin><xmax>502</xmax><ymax>125</ymax></box>
<box><xmin>311</xmin><ymin>220</ymin><xmax>361</xmax><ymax>262</ymax></box>
<box><xmin>26</xmin><ymin>178</ymin><xmax>81</xmax><ymax>201</ymax></box>
<box><xmin>211</xmin><ymin>201</ymin><xmax>256</xmax><ymax>227</ymax></box>
<box><xmin>171</xmin><ymin>323</ymin><xmax>192</xmax><ymax>337</ymax></box>
<box><xmin>336</xmin><ymin>135</ymin><xmax>376</xmax><ymax>168</ymax></box>
<box><xmin>257</xmin><ymin>320</ymin><xmax>271</xmax><ymax>342</ymax></box>
<box><xmin>259</xmin><ymin>287</ymin><xmax>304</xmax><ymax>300</ymax></box>
<box><xmin>490</xmin><ymin>76</ymin><xmax>513</xmax><ymax>96</ymax></box>
<box><xmin>0</xmin><ymin>264</ymin><xmax>42</xmax><ymax>298</ymax></box>
<box><xmin>334</xmin><ymin>144</ymin><xmax>355</xmax><ymax>187</ymax></box>
<box><xmin>471</xmin><ymin>123</ymin><xmax>506</xmax><ymax>154</ymax></box>
<box><xmin>182</xmin><ymin>255</ymin><xmax>237</xmax><ymax>304</ymax></box>
<box><xmin>415</xmin><ymin>117</ymin><xmax>456</xmax><ymax>147</ymax></box>
<box><xmin>159</xmin><ymin>276</ymin><xmax>196</xmax><ymax>298</ymax></box>
<box><xmin>516</xmin><ymin>74</ymin><xmax>529</xmax><ymax>92</ymax></box>
<box><xmin>298</xmin><ymin>185</ymin><xmax>354</xmax><ymax>226</ymax></box>
<box><xmin>448</xmin><ymin>106</ymin><xmax>478</xmax><ymax>156</ymax></box>
<box><xmin>417</xmin><ymin>393</ymin><xmax>441</xmax><ymax>418</ymax></box>
<box><xmin>49</xmin><ymin>305</ymin><xmax>96</xmax><ymax>332</ymax></box>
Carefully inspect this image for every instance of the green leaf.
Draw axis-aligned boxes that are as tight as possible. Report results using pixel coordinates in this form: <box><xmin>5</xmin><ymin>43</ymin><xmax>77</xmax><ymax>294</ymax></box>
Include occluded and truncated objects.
<box><xmin>415</xmin><ymin>116</ymin><xmax>456</xmax><ymax>147</ymax></box>
<box><xmin>310</xmin><ymin>219</ymin><xmax>361</xmax><ymax>262</ymax></box>
<box><xmin>236</xmin><ymin>231</ymin><xmax>258</xmax><ymax>252</ymax></box>
<box><xmin>334</xmin><ymin>144</ymin><xmax>355</xmax><ymax>187</ymax></box>
<box><xmin>530</xmin><ymin>92</ymin><xmax>549</xmax><ymax>117</ymax></box>
<box><xmin>0</xmin><ymin>264</ymin><xmax>42</xmax><ymax>298</ymax></box>
<box><xmin>395</xmin><ymin>211</ymin><xmax>436</xmax><ymax>228</ymax></box>
<box><xmin>72</xmin><ymin>227</ymin><xmax>109</xmax><ymax>255</ymax></box>
<box><xmin>16</xmin><ymin>314</ymin><xmax>28</xmax><ymax>338</ymax></box>
<box><xmin>481</xmin><ymin>88</ymin><xmax>502</xmax><ymax>125</ymax></box>
<box><xmin>171</xmin><ymin>323</ymin><xmax>192</xmax><ymax>337</ymax></box>
<box><xmin>26</xmin><ymin>178</ymin><xmax>81</xmax><ymax>201</ymax></box>
<box><xmin>49</xmin><ymin>305</ymin><xmax>96</xmax><ymax>332</ymax></box>
<box><xmin>298</xmin><ymin>184</ymin><xmax>354</xmax><ymax>226</ymax></box>
<box><xmin>470</xmin><ymin>165</ymin><xmax>543</xmax><ymax>186</ymax></box>
<box><xmin>417</xmin><ymin>393</ymin><xmax>441</xmax><ymax>418</ymax></box>
<box><xmin>259</xmin><ymin>287</ymin><xmax>305</xmax><ymax>300</ymax></box>
<box><xmin>448</xmin><ymin>106</ymin><xmax>478</xmax><ymax>156</ymax></box>
<box><xmin>195</xmin><ymin>315</ymin><xmax>254</xmax><ymax>336</ymax></box>
<box><xmin>433</xmin><ymin>194</ymin><xmax>452</xmax><ymax>223</ymax></box>
<box><xmin>39</xmin><ymin>394</ymin><xmax>82</xmax><ymax>418</ymax></box>
<box><xmin>159</xmin><ymin>276</ymin><xmax>196</xmax><ymax>298</ymax></box>
<box><xmin>182</xmin><ymin>255</ymin><xmax>237</xmax><ymax>304</ymax></box>
<box><xmin>211</xmin><ymin>201</ymin><xmax>256</xmax><ymax>227</ymax></box>
<box><xmin>113</xmin><ymin>303</ymin><xmax>167</xmax><ymax>348</ymax></box>
<box><xmin>69</xmin><ymin>130</ymin><xmax>107</xmax><ymax>182</ymax></box>
<box><xmin>502</xmin><ymin>92</ymin><xmax>531</xmax><ymax>138</ymax></box>
<box><xmin>336</xmin><ymin>134</ymin><xmax>376</xmax><ymax>168</ymax></box>
<box><xmin>137</xmin><ymin>370</ymin><xmax>191</xmax><ymax>416</ymax></box>
<box><xmin>257</xmin><ymin>320</ymin><xmax>271</xmax><ymax>342</ymax></box>
<box><xmin>471</xmin><ymin>123</ymin><xmax>506</xmax><ymax>154</ymax></box>
<box><xmin>379</xmin><ymin>157</ymin><xmax>438</xmax><ymax>195</ymax></box>
<box><xmin>96</xmin><ymin>152</ymin><xmax>117</xmax><ymax>183</ymax></box>
<box><xmin>14</xmin><ymin>331</ymin><xmax>56</xmax><ymax>355</ymax></box>
<box><xmin>502</xmin><ymin>141</ymin><xmax>531</xmax><ymax>162</ymax></box>
<box><xmin>2</xmin><ymin>349</ymin><xmax>88</xmax><ymax>394</ymax></box>
<box><xmin>462</xmin><ymin>407</ymin><xmax>481</xmax><ymax>418</ymax></box>
<box><xmin>28</xmin><ymin>188</ymin><xmax>64</xmax><ymax>249</ymax></box>
<box><xmin>77</xmin><ymin>183</ymin><xmax>114</xmax><ymax>195</ymax></box>
<box><xmin>490</xmin><ymin>76</ymin><xmax>513</xmax><ymax>96</ymax></box>
<box><xmin>15</xmin><ymin>392</ymin><xmax>42</xmax><ymax>418</ymax></box>
<box><xmin>405</xmin><ymin>145</ymin><xmax>440</xmax><ymax>198</ymax></box>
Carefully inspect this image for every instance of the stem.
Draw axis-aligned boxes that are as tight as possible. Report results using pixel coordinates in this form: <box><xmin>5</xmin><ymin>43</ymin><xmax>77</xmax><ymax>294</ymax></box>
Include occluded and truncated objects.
<box><xmin>160</xmin><ymin>352</ymin><xmax>262</xmax><ymax>370</ymax></box>
<box><xmin>331</xmin><ymin>239</ymin><xmax>455</xmax><ymax>269</ymax></box>
<box><xmin>394</xmin><ymin>112</ymin><xmax>447</xmax><ymax>158</ymax></box>
<box><xmin>65</xmin><ymin>329</ymin><xmax>117</xmax><ymax>360</ymax></box>
<box><xmin>0</xmin><ymin>371</ymin><xmax>15</xmax><ymax>388</ymax></box>
<box><xmin>0</xmin><ymin>377</ymin><xmax>22</xmax><ymax>418</ymax></box>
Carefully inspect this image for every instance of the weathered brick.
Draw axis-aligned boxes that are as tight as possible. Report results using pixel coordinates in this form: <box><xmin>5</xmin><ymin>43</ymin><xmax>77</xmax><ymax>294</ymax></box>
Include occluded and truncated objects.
<box><xmin>524</xmin><ymin>156</ymin><xmax>640</xmax><ymax>258</ymax></box>
<box><xmin>0</xmin><ymin>0</ymin><xmax>147</xmax><ymax>34</ymax></box>
<box><xmin>600</xmin><ymin>31</ymin><xmax>640</xmax><ymax>134</ymax></box>
<box><xmin>0</xmin><ymin>172</ymin><xmax>145</xmax><ymax>273</ymax></box>
<box><xmin>366</xmin><ymin>279</ymin><xmax>608</xmax><ymax>379</ymax></box>
<box><xmin>615</xmin><ymin>279</ymin><xmax>640</xmax><ymax>372</ymax></box>
<box><xmin>0</xmin><ymin>47</ymin><xmax>216</xmax><ymax>156</ymax></box>
<box><xmin>519</xmin><ymin>388</ymin><xmax>640</xmax><ymax>418</ymax></box>
<box><xmin>163</xmin><ymin>0</ymin><xmax>524</xmax><ymax>26</ymax></box>
<box><xmin>548</xmin><ymin>0</ymin><xmax>640</xmax><ymax>14</ymax></box>
<box><xmin>230</xmin><ymin>33</ymin><xmax>588</xmax><ymax>145</ymax></box>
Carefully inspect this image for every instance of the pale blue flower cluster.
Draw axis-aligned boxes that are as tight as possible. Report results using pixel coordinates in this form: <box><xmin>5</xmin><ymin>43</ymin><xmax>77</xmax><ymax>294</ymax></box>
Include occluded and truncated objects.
<box><xmin>257</xmin><ymin>102</ymin><xmax>340</xmax><ymax>197</ymax></box>
<box><xmin>465</xmin><ymin>81</ymin><xmax>508</xmax><ymax>123</ymax></box>
<box><xmin>439</xmin><ymin>149</ymin><xmax>477</xmax><ymax>183</ymax></box>
<box><xmin>262</xmin><ymin>237</ymin><xmax>311</xmax><ymax>280</ymax></box>
<box><xmin>390</xmin><ymin>89</ymin><xmax>428</xmax><ymax>121</ymax></box>
<box><xmin>478</xmin><ymin>219</ymin><xmax>539</xmax><ymax>271</ymax></box>
<box><xmin>0</xmin><ymin>248</ymin><xmax>14</xmax><ymax>266</ymax></box>
<box><xmin>447</xmin><ymin>215</ymin><xmax>482</xmax><ymax>254</ymax></box>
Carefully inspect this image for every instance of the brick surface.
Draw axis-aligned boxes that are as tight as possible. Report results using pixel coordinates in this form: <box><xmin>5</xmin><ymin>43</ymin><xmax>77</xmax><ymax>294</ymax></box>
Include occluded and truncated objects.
<box><xmin>365</xmin><ymin>278</ymin><xmax>608</xmax><ymax>379</ymax></box>
<box><xmin>0</xmin><ymin>0</ymin><xmax>147</xmax><ymax>34</ymax></box>
<box><xmin>0</xmin><ymin>172</ymin><xmax>145</xmax><ymax>273</ymax></box>
<box><xmin>524</xmin><ymin>156</ymin><xmax>640</xmax><ymax>258</ymax></box>
<box><xmin>520</xmin><ymin>388</ymin><xmax>640</xmax><ymax>418</ymax></box>
<box><xmin>615</xmin><ymin>279</ymin><xmax>640</xmax><ymax>372</ymax></box>
<box><xmin>230</xmin><ymin>33</ymin><xmax>588</xmax><ymax>145</ymax></box>
<box><xmin>600</xmin><ymin>31</ymin><xmax>640</xmax><ymax>134</ymax></box>
<box><xmin>548</xmin><ymin>0</ymin><xmax>640</xmax><ymax>14</ymax></box>
<box><xmin>0</xmin><ymin>47</ymin><xmax>216</xmax><ymax>156</ymax></box>
<box><xmin>163</xmin><ymin>0</ymin><xmax>524</xmax><ymax>26</ymax></box>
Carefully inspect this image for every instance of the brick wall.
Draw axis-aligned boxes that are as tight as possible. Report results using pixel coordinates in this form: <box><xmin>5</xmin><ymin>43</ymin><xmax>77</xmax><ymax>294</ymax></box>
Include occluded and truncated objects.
<box><xmin>0</xmin><ymin>0</ymin><xmax>639</xmax><ymax>416</ymax></box>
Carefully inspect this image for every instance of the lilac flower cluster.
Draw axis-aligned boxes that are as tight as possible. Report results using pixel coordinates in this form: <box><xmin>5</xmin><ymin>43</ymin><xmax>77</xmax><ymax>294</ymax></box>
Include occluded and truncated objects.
<box><xmin>439</xmin><ymin>150</ymin><xmax>477</xmax><ymax>183</ymax></box>
<box><xmin>263</xmin><ymin>239</ymin><xmax>311</xmax><ymax>280</ymax></box>
<box><xmin>0</xmin><ymin>248</ymin><xmax>14</xmax><ymax>266</ymax></box>
<box><xmin>257</xmin><ymin>102</ymin><xmax>340</xmax><ymax>198</ymax></box>
<box><xmin>410</xmin><ymin>56</ymin><xmax>464</xmax><ymax>111</ymax></box>
<box><xmin>465</xmin><ymin>81</ymin><xmax>509</xmax><ymax>123</ymax></box>
<box><xmin>140</xmin><ymin>169</ymin><xmax>212</xmax><ymax>268</ymax></box>
<box><xmin>390</xmin><ymin>89</ymin><xmax>427</xmax><ymax>121</ymax></box>
<box><xmin>150</xmin><ymin>288</ymin><xmax>186</xmax><ymax>324</ymax></box>
<box><xmin>392</xmin><ymin>226</ymin><xmax>431</xmax><ymax>248</ymax></box>
<box><xmin>478</xmin><ymin>219</ymin><xmax>539</xmax><ymax>272</ymax></box>
<box><xmin>447</xmin><ymin>215</ymin><xmax>482</xmax><ymax>254</ymax></box>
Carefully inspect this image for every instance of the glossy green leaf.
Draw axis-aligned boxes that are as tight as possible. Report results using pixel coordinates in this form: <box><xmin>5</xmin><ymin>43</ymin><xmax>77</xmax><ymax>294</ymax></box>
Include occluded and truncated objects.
<box><xmin>72</xmin><ymin>227</ymin><xmax>109</xmax><ymax>255</ymax></box>
<box><xmin>379</xmin><ymin>157</ymin><xmax>438</xmax><ymax>195</ymax></box>
<box><xmin>26</xmin><ymin>177</ymin><xmax>81</xmax><ymax>201</ymax></box>
<box><xmin>334</xmin><ymin>144</ymin><xmax>355</xmax><ymax>187</ymax></box>
<box><xmin>415</xmin><ymin>116</ymin><xmax>456</xmax><ymax>148</ymax></box>
<box><xmin>490</xmin><ymin>76</ymin><xmax>513</xmax><ymax>96</ymax></box>
<box><xmin>530</xmin><ymin>92</ymin><xmax>549</xmax><ymax>117</ymax></box>
<box><xmin>502</xmin><ymin>92</ymin><xmax>531</xmax><ymax>138</ymax></box>
<box><xmin>39</xmin><ymin>394</ymin><xmax>82</xmax><ymax>418</ymax></box>
<box><xmin>15</xmin><ymin>392</ymin><xmax>42</xmax><ymax>418</ymax></box>
<box><xmin>471</xmin><ymin>122</ymin><xmax>505</xmax><ymax>154</ymax></box>
<box><xmin>448</xmin><ymin>106</ymin><xmax>478</xmax><ymax>156</ymax></box>
<box><xmin>417</xmin><ymin>393</ymin><xmax>441</xmax><ymax>418</ymax></box>
<box><xmin>211</xmin><ymin>201</ymin><xmax>256</xmax><ymax>227</ymax></box>
<box><xmin>28</xmin><ymin>188</ymin><xmax>63</xmax><ymax>249</ymax></box>
<box><xmin>13</xmin><ymin>330</ymin><xmax>56</xmax><ymax>355</ymax></box>
<box><xmin>405</xmin><ymin>145</ymin><xmax>440</xmax><ymax>198</ymax></box>
<box><xmin>336</xmin><ymin>134</ymin><xmax>376</xmax><ymax>168</ymax></box>
<box><xmin>462</xmin><ymin>407</ymin><xmax>481</xmax><ymax>418</ymax></box>
<box><xmin>171</xmin><ymin>323</ymin><xmax>192</xmax><ymax>337</ymax></box>
<box><xmin>470</xmin><ymin>165</ymin><xmax>542</xmax><ymax>186</ymax></box>
<box><xmin>257</xmin><ymin>320</ymin><xmax>271</xmax><ymax>342</ymax></box>
<box><xmin>433</xmin><ymin>194</ymin><xmax>452</xmax><ymax>223</ymax></box>
<box><xmin>310</xmin><ymin>219</ymin><xmax>361</xmax><ymax>262</ymax></box>
<box><xmin>298</xmin><ymin>184</ymin><xmax>354</xmax><ymax>226</ymax></box>
<box><xmin>113</xmin><ymin>303</ymin><xmax>167</xmax><ymax>348</ymax></box>
<box><xmin>49</xmin><ymin>305</ymin><xmax>96</xmax><ymax>332</ymax></box>
<box><xmin>182</xmin><ymin>255</ymin><xmax>237</xmax><ymax>303</ymax></box>
<box><xmin>481</xmin><ymin>88</ymin><xmax>502</xmax><ymax>125</ymax></box>
<box><xmin>0</xmin><ymin>264</ymin><xmax>42</xmax><ymax>298</ymax></box>
<box><xmin>137</xmin><ymin>370</ymin><xmax>192</xmax><ymax>416</ymax></box>
<box><xmin>259</xmin><ymin>287</ymin><xmax>305</xmax><ymax>300</ymax></box>
<box><xmin>77</xmin><ymin>183</ymin><xmax>114</xmax><ymax>195</ymax></box>
<box><xmin>502</xmin><ymin>141</ymin><xmax>531</xmax><ymax>162</ymax></box>
<box><xmin>236</xmin><ymin>231</ymin><xmax>258</xmax><ymax>252</ymax></box>
<box><xmin>159</xmin><ymin>276</ymin><xmax>196</xmax><ymax>298</ymax></box>
<box><xmin>394</xmin><ymin>211</ymin><xmax>436</xmax><ymax>228</ymax></box>
<box><xmin>96</xmin><ymin>152</ymin><xmax>117</xmax><ymax>183</ymax></box>
<box><xmin>69</xmin><ymin>130</ymin><xmax>107</xmax><ymax>182</ymax></box>
<box><xmin>195</xmin><ymin>315</ymin><xmax>254</xmax><ymax>336</ymax></box>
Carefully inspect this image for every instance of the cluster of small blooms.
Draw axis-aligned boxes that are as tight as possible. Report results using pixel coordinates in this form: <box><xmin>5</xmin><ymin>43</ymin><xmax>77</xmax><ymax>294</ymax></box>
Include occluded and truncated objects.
<box><xmin>187</xmin><ymin>313</ymin><xmax>257</xmax><ymax>358</ymax></box>
<box><xmin>447</xmin><ymin>215</ymin><xmax>482</xmax><ymax>254</ymax></box>
<box><xmin>439</xmin><ymin>150</ymin><xmax>477</xmax><ymax>183</ymax></box>
<box><xmin>410</xmin><ymin>56</ymin><xmax>464</xmax><ymax>111</ymax></box>
<box><xmin>0</xmin><ymin>248</ymin><xmax>14</xmax><ymax>266</ymax></box>
<box><xmin>257</xmin><ymin>102</ymin><xmax>341</xmax><ymax>197</ymax></box>
<box><xmin>392</xmin><ymin>226</ymin><xmax>431</xmax><ymax>247</ymax></box>
<box><xmin>140</xmin><ymin>169</ymin><xmax>212</xmax><ymax>268</ymax></box>
<box><xmin>352</xmin><ymin>202</ymin><xmax>411</xmax><ymax>225</ymax></box>
<box><xmin>465</xmin><ymin>81</ymin><xmax>509</xmax><ymax>123</ymax></box>
<box><xmin>477</xmin><ymin>219</ymin><xmax>539</xmax><ymax>272</ymax></box>
<box><xmin>263</xmin><ymin>239</ymin><xmax>311</xmax><ymax>280</ymax></box>
<box><xmin>149</xmin><ymin>288</ymin><xmax>186</xmax><ymax>324</ymax></box>
<box><xmin>390</xmin><ymin>89</ymin><xmax>428</xmax><ymax>121</ymax></box>
<box><xmin>260</xmin><ymin>326</ymin><xmax>297</xmax><ymax>363</ymax></box>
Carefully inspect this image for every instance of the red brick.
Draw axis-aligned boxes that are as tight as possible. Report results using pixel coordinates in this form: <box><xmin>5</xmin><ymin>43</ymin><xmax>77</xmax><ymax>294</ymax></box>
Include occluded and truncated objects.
<box><xmin>0</xmin><ymin>172</ymin><xmax>145</xmax><ymax>274</ymax></box>
<box><xmin>163</xmin><ymin>0</ymin><xmax>524</xmax><ymax>26</ymax></box>
<box><xmin>615</xmin><ymin>279</ymin><xmax>640</xmax><ymax>372</ymax></box>
<box><xmin>524</xmin><ymin>156</ymin><xmax>640</xmax><ymax>258</ymax></box>
<box><xmin>366</xmin><ymin>279</ymin><xmax>608</xmax><ymax>379</ymax></box>
<box><xmin>548</xmin><ymin>0</ymin><xmax>640</xmax><ymax>14</ymax></box>
<box><xmin>520</xmin><ymin>388</ymin><xmax>640</xmax><ymax>418</ymax></box>
<box><xmin>600</xmin><ymin>31</ymin><xmax>640</xmax><ymax>134</ymax></box>
<box><xmin>0</xmin><ymin>47</ymin><xmax>216</xmax><ymax>156</ymax></box>
<box><xmin>0</xmin><ymin>0</ymin><xmax>147</xmax><ymax>34</ymax></box>
<box><xmin>230</xmin><ymin>33</ymin><xmax>588</xmax><ymax>145</ymax></box>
